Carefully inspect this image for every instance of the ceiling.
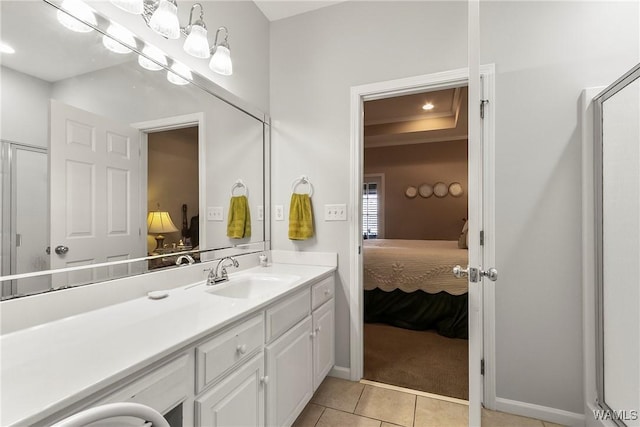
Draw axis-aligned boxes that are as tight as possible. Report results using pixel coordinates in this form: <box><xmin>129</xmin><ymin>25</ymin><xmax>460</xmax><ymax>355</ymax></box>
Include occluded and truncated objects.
<box><xmin>364</xmin><ymin>87</ymin><xmax>468</xmax><ymax>148</ymax></box>
<box><xmin>253</xmin><ymin>1</ymin><xmax>347</xmax><ymax>21</ymax></box>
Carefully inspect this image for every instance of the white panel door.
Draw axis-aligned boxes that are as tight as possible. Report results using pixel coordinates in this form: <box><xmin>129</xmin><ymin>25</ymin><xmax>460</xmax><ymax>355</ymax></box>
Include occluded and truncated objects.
<box><xmin>266</xmin><ymin>316</ymin><xmax>313</xmax><ymax>427</ymax></box>
<box><xmin>50</xmin><ymin>100</ymin><xmax>144</xmax><ymax>287</ymax></box>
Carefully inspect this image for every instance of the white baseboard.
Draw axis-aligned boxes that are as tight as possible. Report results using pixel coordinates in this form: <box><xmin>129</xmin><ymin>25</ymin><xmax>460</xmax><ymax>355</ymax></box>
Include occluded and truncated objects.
<box><xmin>328</xmin><ymin>365</ymin><xmax>350</xmax><ymax>380</ymax></box>
<box><xmin>495</xmin><ymin>397</ymin><xmax>585</xmax><ymax>427</ymax></box>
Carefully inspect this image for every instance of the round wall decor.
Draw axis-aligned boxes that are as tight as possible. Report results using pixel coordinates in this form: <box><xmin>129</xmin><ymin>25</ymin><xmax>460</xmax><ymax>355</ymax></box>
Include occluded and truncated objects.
<box><xmin>418</xmin><ymin>183</ymin><xmax>433</xmax><ymax>198</ymax></box>
<box><xmin>449</xmin><ymin>182</ymin><xmax>464</xmax><ymax>197</ymax></box>
<box><xmin>433</xmin><ymin>182</ymin><xmax>448</xmax><ymax>198</ymax></box>
<box><xmin>405</xmin><ymin>186</ymin><xmax>418</xmax><ymax>198</ymax></box>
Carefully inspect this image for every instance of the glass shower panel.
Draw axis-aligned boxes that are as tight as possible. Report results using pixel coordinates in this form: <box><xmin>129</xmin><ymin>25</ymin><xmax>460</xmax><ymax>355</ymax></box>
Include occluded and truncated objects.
<box><xmin>601</xmin><ymin>73</ymin><xmax>640</xmax><ymax>418</ymax></box>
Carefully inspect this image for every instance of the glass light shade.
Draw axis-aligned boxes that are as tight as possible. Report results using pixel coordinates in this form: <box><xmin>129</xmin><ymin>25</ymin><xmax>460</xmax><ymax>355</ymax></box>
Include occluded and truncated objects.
<box><xmin>167</xmin><ymin>62</ymin><xmax>191</xmax><ymax>86</ymax></box>
<box><xmin>147</xmin><ymin>211</ymin><xmax>179</xmax><ymax>234</ymax></box>
<box><xmin>138</xmin><ymin>45</ymin><xmax>167</xmax><ymax>71</ymax></box>
<box><xmin>102</xmin><ymin>24</ymin><xmax>136</xmax><ymax>54</ymax></box>
<box><xmin>209</xmin><ymin>45</ymin><xmax>232</xmax><ymax>76</ymax></box>
<box><xmin>148</xmin><ymin>0</ymin><xmax>180</xmax><ymax>40</ymax></box>
<box><xmin>110</xmin><ymin>0</ymin><xmax>143</xmax><ymax>14</ymax></box>
<box><xmin>57</xmin><ymin>0</ymin><xmax>97</xmax><ymax>33</ymax></box>
<box><xmin>183</xmin><ymin>25</ymin><xmax>210</xmax><ymax>59</ymax></box>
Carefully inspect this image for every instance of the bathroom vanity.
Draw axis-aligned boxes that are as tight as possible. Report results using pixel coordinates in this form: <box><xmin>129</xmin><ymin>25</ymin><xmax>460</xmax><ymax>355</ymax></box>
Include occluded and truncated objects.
<box><xmin>0</xmin><ymin>262</ymin><xmax>336</xmax><ymax>426</ymax></box>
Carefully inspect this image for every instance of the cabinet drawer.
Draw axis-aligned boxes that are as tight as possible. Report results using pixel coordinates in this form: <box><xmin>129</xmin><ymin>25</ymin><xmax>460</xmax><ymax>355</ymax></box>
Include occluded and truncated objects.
<box><xmin>266</xmin><ymin>288</ymin><xmax>310</xmax><ymax>342</ymax></box>
<box><xmin>311</xmin><ymin>276</ymin><xmax>334</xmax><ymax>310</ymax></box>
<box><xmin>196</xmin><ymin>313</ymin><xmax>264</xmax><ymax>393</ymax></box>
<box><xmin>99</xmin><ymin>353</ymin><xmax>191</xmax><ymax>415</ymax></box>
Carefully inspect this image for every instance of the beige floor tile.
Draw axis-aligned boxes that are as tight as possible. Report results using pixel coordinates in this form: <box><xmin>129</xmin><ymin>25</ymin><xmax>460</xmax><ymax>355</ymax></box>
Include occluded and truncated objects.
<box><xmin>316</xmin><ymin>408</ymin><xmax>381</xmax><ymax>427</ymax></box>
<box><xmin>414</xmin><ymin>396</ymin><xmax>468</xmax><ymax>427</ymax></box>
<box><xmin>543</xmin><ymin>422</ymin><xmax>566</xmax><ymax>427</ymax></box>
<box><xmin>482</xmin><ymin>409</ymin><xmax>544</xmax><ymax>427</ymax></box>
<box><xmin>293</xmin><ymin>403</ymin><xmax>325</xmax><ymax>427</ymax></box>
<box><xmin>381</xmin><ymin>423</ymin><xmax>403</xmax><ymax>427</ymax></box>
<box><xmin>311</xmin><ymin>377</ymin><xmax>365</xmax><ymax>413</ymax></box>
<box><xmin>354</xmin><ymin>385</ymin><xmax>416</xmax><ymax>427</ymax></box>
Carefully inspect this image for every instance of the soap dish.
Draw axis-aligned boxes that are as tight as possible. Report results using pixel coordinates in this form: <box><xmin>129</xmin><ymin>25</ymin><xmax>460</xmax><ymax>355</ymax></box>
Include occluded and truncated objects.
<box><xmin>147</xmin><ymin>291</ymin><xmax>169</xmax><ymax>300</ymax></box>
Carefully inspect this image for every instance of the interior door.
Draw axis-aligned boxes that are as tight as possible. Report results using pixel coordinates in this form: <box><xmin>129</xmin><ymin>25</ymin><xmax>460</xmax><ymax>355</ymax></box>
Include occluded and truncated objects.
<box><xmin>49</xmin><ymin>100</ymin><xmax>144</xmax><ymax>287</ymax></box>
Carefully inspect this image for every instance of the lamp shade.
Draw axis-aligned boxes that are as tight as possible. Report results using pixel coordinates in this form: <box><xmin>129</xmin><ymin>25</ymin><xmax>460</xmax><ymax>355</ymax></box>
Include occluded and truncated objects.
<box><xmin>138</xmin><ymin>45</ymin><xmax>167</xmax><ymax>71</ymax></box>
<box><xmin>103</xmin><ymin>24</ymin><xmax>135</xmax><ymax>54</ymax></box>
<box><xmin>209</xmin><ymin>45</ymin><xmax>232</xmax><ymax>76</ymax></box>
<box><xmin>149</xmin><ymin>0</ymin><xmax>180</xmax><ymax>39</ymax></box>
<box><xmin>147</xmin><ymin>211</ymin><xmax>179</xmax><ymax>234</ymax></box>
<box><xmin>183</xmin><ymin>23</ymin><xmax>210</xmax><ymax>59</ymax></box>
<box><xmin>57</xmin><ymin>0</ymin><xmax>97</xmax><ymax>33</ymax></box>
<box><xmin>110</xmin><ymin>0</ymin><xmax>143</xmax><ymax>14</ymax></box>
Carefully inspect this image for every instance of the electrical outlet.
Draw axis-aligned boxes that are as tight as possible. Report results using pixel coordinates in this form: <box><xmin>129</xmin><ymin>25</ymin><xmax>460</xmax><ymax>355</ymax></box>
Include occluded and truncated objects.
<box><xmin>258</xmin><ymin>205</ymin><xmax>264</xmax><ymax>221</ymax></box>
<box><xmin>275</xmin><ymin>205</ymin><xmax>284</xmax><ymax>221</ymax></box>
<box><xmin>324</xmin><ymin>204</ymin><xmax>347</xmax><ymax>221</ymax></box>
<box><xmin>207</xmin><ymin>206</ymin><xmax>223</xmax><ymax>221</ymax></box>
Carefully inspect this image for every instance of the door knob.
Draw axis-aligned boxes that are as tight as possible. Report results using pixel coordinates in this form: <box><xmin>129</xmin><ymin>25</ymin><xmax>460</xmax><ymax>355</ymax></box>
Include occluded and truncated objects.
<box><xmin>481</xmin><ymin>268</ymin><xmax>498</xmax><ymax>282</ymax></box>
<box><xmin>452</xmin><ymin>265</ymin><xmax>468</xmax><ymax>278</ymax></box>
<box><xmin>54</xmin><ymin>245</ymin><xmax>69</xmax><ymax>255</ymax></box>
<box><xmin>453</xmin><ymin>265</ymin><xmax>497</xmax><ymax>282</ymax></box>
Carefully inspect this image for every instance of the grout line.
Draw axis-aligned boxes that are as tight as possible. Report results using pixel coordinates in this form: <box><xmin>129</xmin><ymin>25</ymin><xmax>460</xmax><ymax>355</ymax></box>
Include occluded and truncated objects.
<box><xmin>312</xmin><ymin>405</ymin><xmax>326</xmax><ymax>427</ymax></box>
<box><xmin>359</xmin><ymin>379</ymin><xmax>469</xmax><ymax>406</ymax></box>
<box><xmin>353</xmin><ymin>383</ymin><xmax>367</xmax><ymax>414</ymax></box>
<box><xmin>412</xmin><ymin>392</ymin><xmax>417</xmax><ymax>427</ymax></box>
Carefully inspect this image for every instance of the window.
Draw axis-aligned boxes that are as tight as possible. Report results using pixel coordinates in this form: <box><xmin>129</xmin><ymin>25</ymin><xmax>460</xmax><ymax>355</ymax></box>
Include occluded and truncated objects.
<box><xmin>363</xmin><ymin>182</ymin><xmax>378</xmax><ymax>238</ymax></box>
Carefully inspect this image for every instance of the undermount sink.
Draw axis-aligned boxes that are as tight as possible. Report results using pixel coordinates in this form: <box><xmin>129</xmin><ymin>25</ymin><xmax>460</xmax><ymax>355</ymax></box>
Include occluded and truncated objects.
<box><xmin>205</xmin><ymin>273</ymin><xmax>301</xmax><ymax>299</ymax></box>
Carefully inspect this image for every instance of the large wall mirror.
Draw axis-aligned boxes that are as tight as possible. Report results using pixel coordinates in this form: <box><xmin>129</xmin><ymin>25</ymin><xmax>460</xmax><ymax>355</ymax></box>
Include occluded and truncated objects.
<box><xmin>594</xmin><ymin>63</ymin><xmax>639</xmax><ymax>424</ymax></box>
<box><xmin>0</xmin><ymin>0</ymin><xmax>269</xmax><ymax>299</ymax></box>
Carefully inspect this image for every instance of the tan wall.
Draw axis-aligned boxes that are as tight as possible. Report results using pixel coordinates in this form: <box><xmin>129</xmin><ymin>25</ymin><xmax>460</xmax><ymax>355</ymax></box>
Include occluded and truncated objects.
<box><xmin>147</xmin><ymin>127</ymin><xmax>199</xmax><ymax>250</ymax></box>
<box><xmin>364</xmin><ymin>140</ymin><xmax>468</xmax><ymax>240</ymax></box>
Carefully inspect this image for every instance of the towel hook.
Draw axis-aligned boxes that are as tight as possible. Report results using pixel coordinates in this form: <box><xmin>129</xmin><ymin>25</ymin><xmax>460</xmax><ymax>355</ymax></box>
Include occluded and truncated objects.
<box><xmin>231</xmin><ymin>179</ymin><xmax>248</xmax><ymax>197</ymax></box>
<box><xmin>291</xmin><ymin>175</ymin><xmax>313</xmax><ymax>196</ymax></box>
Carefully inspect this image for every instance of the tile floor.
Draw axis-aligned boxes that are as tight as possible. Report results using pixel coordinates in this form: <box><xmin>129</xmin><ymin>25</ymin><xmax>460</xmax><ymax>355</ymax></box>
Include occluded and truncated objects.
<box><xmin>293</xmin><ymin>377</ymin><xmax>566</xmax><ymax>427</ymax></box>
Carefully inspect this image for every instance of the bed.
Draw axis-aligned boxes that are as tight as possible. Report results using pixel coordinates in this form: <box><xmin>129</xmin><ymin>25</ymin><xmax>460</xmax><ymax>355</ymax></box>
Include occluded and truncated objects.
<box><xmin>363</xmin><ymin>239</ymin><xmax>469</xmax><ymax>338</ymax></box>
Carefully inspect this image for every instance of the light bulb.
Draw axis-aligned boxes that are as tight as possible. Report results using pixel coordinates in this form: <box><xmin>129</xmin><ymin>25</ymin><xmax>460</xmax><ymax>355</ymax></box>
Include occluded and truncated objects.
<box><xmin>209</xmin><ymin>45</ymin><xmax>232</xmax><ymax>76</ymax></box>
<box><xmin>57</xmin><ymin>0</ymin><xmax>97</xmax><ymax>33</ymax></box>
<box><xmin>149</xmin><ymin>0</ymin><xmax>180</xmax><ymax>40</ymax></box>
<box><xmin>109</xmin><ymin>0</ymin><xmax>143</xmax><ymax>14</ymax></box>
<box><xmin>422</xmin><ymin>103</ymin><xmax>434</xmax><ymax>110</ymax></box>
<box><xmin>167</xmin><ymin>62</ymin><xmax>191</xmax><ymax>85</ymax></box>
<box><xmin>138</xmin><ymin>45</ymin><xmax>167</xmax><ymax>71</ymax></box>
<box><xmin>102</xmin><ymin>24</ymin><xmax>136</xmax><ymax>54</ymax></box>
<box><xmin>183</xmin><ymin>24</ymin><xmax>210</xmax><ymax>59</ymax></box>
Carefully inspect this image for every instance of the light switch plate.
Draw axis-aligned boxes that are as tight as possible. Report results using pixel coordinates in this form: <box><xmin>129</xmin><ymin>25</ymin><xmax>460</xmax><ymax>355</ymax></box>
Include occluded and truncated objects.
<box><xmin>207</xmin><ymin>206</ymin><xmax>223</xmax><ymax>221</ymax></box>
<box><xmin>275</xmin><ymin>205</ymin><xmax>284</xmax><ymax>221</ymax></box>
<box><xmin>324</xmin><ymin>204</ymin><xmax>347</xmax><ymax>221</ymax></box>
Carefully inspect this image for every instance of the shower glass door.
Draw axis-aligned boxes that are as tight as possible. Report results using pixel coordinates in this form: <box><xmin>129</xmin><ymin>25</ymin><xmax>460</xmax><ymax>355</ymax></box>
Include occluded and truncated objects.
<box><xmin>595</xmin><ymin>64</ymin><xmax>640</xmax><ymax>426</ymax></box>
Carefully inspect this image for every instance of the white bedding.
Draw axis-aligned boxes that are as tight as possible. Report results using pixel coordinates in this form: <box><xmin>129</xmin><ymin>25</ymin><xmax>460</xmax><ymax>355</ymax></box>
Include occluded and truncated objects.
<box><xmin>363</xmin><ymin>239</ymin><xmax>468</xmax><ymax>295</ymax></box>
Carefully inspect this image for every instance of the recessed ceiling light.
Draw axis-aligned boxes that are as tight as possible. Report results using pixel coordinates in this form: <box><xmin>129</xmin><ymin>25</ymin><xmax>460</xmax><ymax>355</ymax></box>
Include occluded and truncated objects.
<box><xmin>422</xmin><ymin>103</ymin><xmax>434</xmax><ymax>111</ymax></box>
<box><xmin>0</xmin><ymin>41</ymin><xmax>15</xmax><ymax>54</ymax></box>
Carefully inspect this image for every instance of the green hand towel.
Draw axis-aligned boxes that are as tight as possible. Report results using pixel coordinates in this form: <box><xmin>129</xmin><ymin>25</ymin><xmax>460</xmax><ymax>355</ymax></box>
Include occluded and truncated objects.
<box><xmin>227</xmin><ymin>195</ymin><xmax>251</xmax><ymax>239</ymax></box>
<box><xmin>289</xmin><ymin>193</ymin><xmax>314</xmax><ymax>240</ymax></box>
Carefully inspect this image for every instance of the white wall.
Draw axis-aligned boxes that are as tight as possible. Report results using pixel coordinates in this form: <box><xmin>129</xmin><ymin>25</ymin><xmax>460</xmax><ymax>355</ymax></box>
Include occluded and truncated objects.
<box><xmin>270</xmin><ymin>0</ymin><xmax>639</xmax><ymax>418</ymax></box>
<box><xmin>0</xmin><ymin>67</ymin><xmax>51</xmax><ymax>147</ymax></box>
<box><xmin>89</xmin><ymin>0</ymin><xmax>270</xmax><ymax>113</ymax></box>
<box><xmin>480</xmin><ymin>1</ymin><xmax>639</xmax><ymax>415</ymax></box>
<box><xmin>270</xmin><ymin>0</ymin><xmax>468</xmax><ymax>369</ymax></box>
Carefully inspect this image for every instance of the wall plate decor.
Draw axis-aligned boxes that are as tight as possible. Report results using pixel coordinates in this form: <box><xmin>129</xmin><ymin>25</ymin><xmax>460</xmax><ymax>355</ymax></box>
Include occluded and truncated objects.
<box><xmin>449</xmin><ymin>182</ymin><xmax>464</xmax><ymax>197</ymax></box>
<box><xmin>418</xmin><ymin>183</ymin><xmax>433</xmax><ymax>198</ymax></box>
<box><xmin>405</xmin><ymin>186</ymin><xmax>418</xmax><ymax>198</ymax></box>
<box><xmin>433</xmin><ymin>182</ymin><xmax>448</xmax><ymax>198</ymax></box>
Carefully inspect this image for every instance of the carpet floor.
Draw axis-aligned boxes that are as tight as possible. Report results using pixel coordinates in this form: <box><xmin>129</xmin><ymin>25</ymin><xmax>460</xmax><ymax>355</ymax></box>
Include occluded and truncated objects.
<box><xmin>363</xmin><ymin>322</ymin><xmax>469</xmax><ymax>400</ymax></box>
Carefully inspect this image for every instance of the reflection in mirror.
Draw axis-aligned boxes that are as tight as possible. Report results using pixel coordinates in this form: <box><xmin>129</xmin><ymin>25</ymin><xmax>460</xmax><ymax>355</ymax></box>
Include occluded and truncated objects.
<box><xmin>0</xmin><ymin>0</ymin><xmax>267</xmax><ymax>299</ymax></box>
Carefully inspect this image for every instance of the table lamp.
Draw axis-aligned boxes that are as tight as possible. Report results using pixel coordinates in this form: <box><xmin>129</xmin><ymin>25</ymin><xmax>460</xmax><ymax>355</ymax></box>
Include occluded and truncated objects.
<box><xmin>147</xmin><ymin>210</ymin><xmax>179</xmax><ymax>251</ymax></box>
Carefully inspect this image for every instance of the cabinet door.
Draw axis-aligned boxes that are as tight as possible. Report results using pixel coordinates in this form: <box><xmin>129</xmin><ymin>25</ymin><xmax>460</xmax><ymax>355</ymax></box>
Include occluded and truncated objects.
<box><xmin>195</xmin><ymin>353</ymin><xmax>265</xmax><ymax>427</ymax></box>
<box><xmin>313</xmin><ymin>299</ymin><xmax>335</xmax><ymax>391</ymax></box>
<box><xmin>265</xmin><ymin>316</ymin><xmax>313</xmax><ymax>427</ymax></box>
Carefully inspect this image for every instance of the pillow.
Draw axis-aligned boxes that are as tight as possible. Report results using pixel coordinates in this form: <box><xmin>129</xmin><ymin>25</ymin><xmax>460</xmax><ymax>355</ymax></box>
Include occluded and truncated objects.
<box><xmin>458</xmin><ymin>220</ymin><xmax>468</xmax><ymax>249</ymax></box>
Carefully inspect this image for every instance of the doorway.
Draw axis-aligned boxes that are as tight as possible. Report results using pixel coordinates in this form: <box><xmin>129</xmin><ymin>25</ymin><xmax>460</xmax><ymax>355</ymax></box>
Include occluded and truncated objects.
<box><xmin>361</xmin><ymin>86</ymin><xmax>470</xmax><ymax>401</ymax></box>
<box><xmin>349</xmin><ymin>65</ymin><xmax>496</xmax><ymax>421</ymax></box>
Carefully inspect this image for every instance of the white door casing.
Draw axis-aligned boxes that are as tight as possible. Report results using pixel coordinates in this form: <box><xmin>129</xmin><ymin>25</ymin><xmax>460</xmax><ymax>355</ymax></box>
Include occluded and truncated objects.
<box><xmin>49</xmin><ymin>100</ymin><xmax>144</xmax><ymax>287</ymax></box>
<box><xmin>349</xmin><ymin>65</ymin><xmax>495</xmax><ymax>426</ymax></box>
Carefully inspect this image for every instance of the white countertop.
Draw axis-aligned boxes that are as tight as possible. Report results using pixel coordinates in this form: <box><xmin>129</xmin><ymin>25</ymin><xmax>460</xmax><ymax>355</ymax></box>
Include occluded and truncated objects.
<box><xmin>0</xmin><ymin>263</ymin><xmax>335</xmax><ymax>426</ymax></box>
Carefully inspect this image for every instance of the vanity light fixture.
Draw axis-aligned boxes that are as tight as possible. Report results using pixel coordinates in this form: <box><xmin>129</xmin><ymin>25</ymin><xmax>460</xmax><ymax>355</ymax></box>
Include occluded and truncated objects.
<box><xmin>102</xmin><ymin>24</ymin><xmax>136</xmax><ymax>54</ymax></box>
<box><xmin>167</xmin><ymin>61</ymin><xmax>192</xmax><ymax>85</ymax></box>
<box><xmin>57</xmin><ymin>0</ymin><xmax>97</xmax><ymax>33</ymax></box>
<box><xmin>422</xmin><ymin>102</ymin><xmax>435</xmax><ymax>111</ymax></box>
<box><xmin>138</xmin><ymin>44</ymin><xmax>168</xmax><ymax>71</ymax></box>
<box><xmin>109</xmin><ymin>0</ymin><xmax>233</xmax><ymax>75</ymax></box>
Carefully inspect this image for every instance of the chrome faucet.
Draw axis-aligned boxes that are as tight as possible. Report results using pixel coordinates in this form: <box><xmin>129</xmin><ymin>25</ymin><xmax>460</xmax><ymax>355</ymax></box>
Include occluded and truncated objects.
<box><xmin>175</xmin><ymin>254</ymin><xmax>195</xmax><ymax>266</ymax></box>
<box><xmin>207</xmin><ymin>256</ymin><xmax>239</xmax><ymax>285</ymax></box>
